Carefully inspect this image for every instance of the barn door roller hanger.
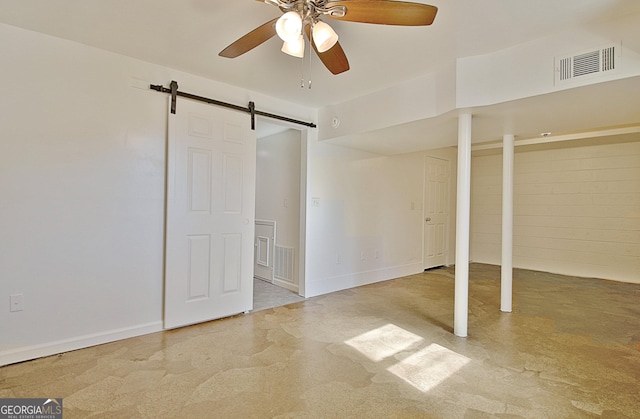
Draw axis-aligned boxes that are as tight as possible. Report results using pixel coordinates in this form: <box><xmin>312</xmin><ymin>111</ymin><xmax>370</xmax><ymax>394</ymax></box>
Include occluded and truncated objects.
<box><xmin>150</xmin><ymin>80</ymin><xmax>317</xmax><ymax>130</ymax></box>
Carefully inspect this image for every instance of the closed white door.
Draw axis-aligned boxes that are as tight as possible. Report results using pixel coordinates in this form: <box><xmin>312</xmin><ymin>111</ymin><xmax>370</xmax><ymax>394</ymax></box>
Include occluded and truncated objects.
<box><xmin>254</xmin><ymin>220</ymin><xmax>275</xmax><ymax>282</ymax></box>
<box><xmin>424</xmin><ymin>156</ymin><xmax>449</xmax><ymax>269</ymax></box>
<box><xmin>164</xmin><ymin>98</ymin><xmax>256</xmax><ymax>329</ymax></box>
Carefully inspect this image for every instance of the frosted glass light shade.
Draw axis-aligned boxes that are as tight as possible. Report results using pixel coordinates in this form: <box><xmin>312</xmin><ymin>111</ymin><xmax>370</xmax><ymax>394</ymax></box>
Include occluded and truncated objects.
<box><xmin>276</xmin><ymin>12</ymin><xmax>303</xmax><ymax>43</ymax></box>
<box><xmin>281</xmin><ymin>35</ymin><xmax>305</xmax><ymax>58</ymax></box>
<box><xmin>312</xmin><ymin>21</ymin><xmax>338</xmax><ymax>53</ymax></box>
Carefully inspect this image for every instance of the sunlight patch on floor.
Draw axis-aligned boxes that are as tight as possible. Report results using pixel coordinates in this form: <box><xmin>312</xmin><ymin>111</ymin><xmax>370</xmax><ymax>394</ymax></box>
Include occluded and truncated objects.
<box><xmin>344</xmin><ymin>323</ymin><xmax>470</xmax><ymax>393</ymax></box>
<box><xmin>388</xmin><ymin>343</ymin><xmax>470</xmax><ymax>392</ymax></box>
<box><xmin>344</xmin><ymin>324</ymin><xmax>423</xmax><ymax>362</ymax></box>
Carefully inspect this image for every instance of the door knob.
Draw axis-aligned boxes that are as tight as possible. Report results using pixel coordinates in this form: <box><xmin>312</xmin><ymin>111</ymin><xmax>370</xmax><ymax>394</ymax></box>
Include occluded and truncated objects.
<box><xmin>425</xmin><ymin>217</ymin><xmax>431</xmax><ymax>222</ymax></box>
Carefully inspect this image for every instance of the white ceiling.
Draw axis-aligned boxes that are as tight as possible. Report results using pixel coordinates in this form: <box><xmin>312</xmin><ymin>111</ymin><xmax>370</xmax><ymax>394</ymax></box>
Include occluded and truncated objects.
<box><xmin>1</xmin><ymin>0</ymin><xmax>639</xmax><ymax>149</ymax></box>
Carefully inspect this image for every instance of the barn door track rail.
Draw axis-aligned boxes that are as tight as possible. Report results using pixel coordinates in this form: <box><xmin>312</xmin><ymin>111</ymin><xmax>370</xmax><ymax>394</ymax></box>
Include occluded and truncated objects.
<box><xmin>150</xmin><ymin>81</ymin><xmax>317</xmax><ymax>130</ymax></box>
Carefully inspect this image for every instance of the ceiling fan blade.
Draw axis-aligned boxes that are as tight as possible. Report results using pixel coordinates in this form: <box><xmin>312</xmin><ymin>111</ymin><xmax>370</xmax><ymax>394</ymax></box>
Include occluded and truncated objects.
<box><xmin>315</xmin><ymin>41</ymin><xmax>350</xmax><ymax>75</ymax></box>
<box><xmin>326</xmin><ymin>1</ymin><xmax>437</xmax><ymax>26</ymax></box>
<box><xmin>305</xmin><ymin>25</ymin><xmax>350</xmax><ymax>75</ymax></box>
<box><xmin>219</xmin><ymin>17</ymin><xmax>279</xmax><ymax>58</ymax></box>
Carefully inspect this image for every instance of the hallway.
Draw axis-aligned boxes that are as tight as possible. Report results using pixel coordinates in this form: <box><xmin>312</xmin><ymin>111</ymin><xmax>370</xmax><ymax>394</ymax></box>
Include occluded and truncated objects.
<box><xmin>252</xmin><ymin>278</ymin><xmax>305</xmax><ymax>312</ymax></box>
<box><xmin>1</xmin><ymin>264</ymin><xmax>639</xmax><ymax>418</ymax></box>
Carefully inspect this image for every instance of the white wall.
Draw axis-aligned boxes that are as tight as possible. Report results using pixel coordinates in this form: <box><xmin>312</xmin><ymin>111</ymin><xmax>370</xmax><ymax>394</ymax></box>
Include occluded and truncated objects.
<box><xmin>304</xmin><ymin>142</ymin><xmax>422</xmax><ymax>296</ymax></box>
<box><xmin>456</xmin><ymin>12</ymin><xmax>640</xmax><ymax>109</ymax></box>
<box><xmin>471</xmin><ymin>139</ymin><xmax>640</xmax><ymax>283</ymax></box>
<box><xmin>317</xmin><ymin>63</ymin><xmax>456</xmax><ymax>143</ymax></box>
<box><xmin>303</xmin><ymin>138</ymin><xmax>459</xmax><ymax>297</ymax></box>
<box><xmin>0</xmin><ymin>23</ymin><xmax>315</xmax><ymax>366</ymax></box>
<box><xmin>255</xmin><ymin>129</ymin><xmax>302</xmax><ymax>289</ymax></box>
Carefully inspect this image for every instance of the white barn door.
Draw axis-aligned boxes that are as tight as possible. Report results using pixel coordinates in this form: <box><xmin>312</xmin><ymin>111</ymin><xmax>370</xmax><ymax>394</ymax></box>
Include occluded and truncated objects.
<box><xmin>165</xmin><ymin>98</ymin><xmax>256</xmax><ymax>329</ymax></box>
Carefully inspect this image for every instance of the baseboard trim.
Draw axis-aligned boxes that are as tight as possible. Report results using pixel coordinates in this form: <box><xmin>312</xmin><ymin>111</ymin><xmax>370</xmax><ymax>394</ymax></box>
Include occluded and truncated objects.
<box><xmin>273</xmin><ymin>278</ymin><xmax>299</xmax><ymax>293</ymax></box>
<box><xmin>305</xmin><ymin>262</ymin><xmax>423</xmax><ymax>298</ymax></box>
<box><xmin>0</xmin><ymin>321</ymin><xmax>163</xmax><ymax>367</ymax></box>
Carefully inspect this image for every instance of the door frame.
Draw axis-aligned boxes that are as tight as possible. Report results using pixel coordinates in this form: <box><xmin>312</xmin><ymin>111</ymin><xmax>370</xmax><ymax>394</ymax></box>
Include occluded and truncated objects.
<box><xmin>297</xmin><ymin>127</ymin><xmax>309</xmax><ymax>297</ymax></box>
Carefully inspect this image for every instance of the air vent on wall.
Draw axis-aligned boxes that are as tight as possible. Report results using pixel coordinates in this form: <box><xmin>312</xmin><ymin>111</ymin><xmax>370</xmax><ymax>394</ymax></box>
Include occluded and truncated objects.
<box><xmin>555</xmin><ymin>44</ymin><xmax>619</xmax><ymax>84</ymax></box>
<box><xmin>274</xmin><ymin>245</ymin><xmax>295</xmax><ymax>283</ymax></box>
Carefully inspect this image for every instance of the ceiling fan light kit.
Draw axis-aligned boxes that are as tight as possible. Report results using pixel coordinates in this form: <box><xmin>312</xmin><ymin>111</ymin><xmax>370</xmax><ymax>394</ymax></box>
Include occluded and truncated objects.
<box><xmin>281</xmin><ymin>34</ymin><xmax>305</xmax><ymax>57</ymax></box>
<box><xmin>311</xmin><ymin>20</ymin><xmax>338</xmax><ymax>53</ymax></box>
<box><xmin>219</xmin><ymin>0</ymin><xmax>438</xmax><ymax>77</ymax></box>
<box><xmin>275</xmin><ymin>11</ymin><xmax>303</xmax><ymax>42</ymax></box>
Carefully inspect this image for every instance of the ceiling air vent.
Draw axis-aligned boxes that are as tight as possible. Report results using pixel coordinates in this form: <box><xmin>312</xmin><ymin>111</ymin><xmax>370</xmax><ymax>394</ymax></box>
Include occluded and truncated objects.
<box><xmin>555</xmin><ymin>44</ymin><xmax>619</xmax><ymax>84</ymax></box>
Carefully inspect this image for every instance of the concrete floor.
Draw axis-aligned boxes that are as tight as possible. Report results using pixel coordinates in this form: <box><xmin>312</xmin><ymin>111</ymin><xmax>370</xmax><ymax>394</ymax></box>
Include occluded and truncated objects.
<box><xmin>1</xmin><ymin>264</ymin><xmax>639</xmax><ymax>418</ymax></box>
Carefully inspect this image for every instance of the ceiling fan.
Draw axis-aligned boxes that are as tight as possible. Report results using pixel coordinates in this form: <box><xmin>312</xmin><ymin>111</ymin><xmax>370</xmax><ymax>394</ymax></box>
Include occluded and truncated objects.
<box><xmin>219</xmin><ymin>0</ymin><xmax>438</xmax><ymax>75</ymax></box>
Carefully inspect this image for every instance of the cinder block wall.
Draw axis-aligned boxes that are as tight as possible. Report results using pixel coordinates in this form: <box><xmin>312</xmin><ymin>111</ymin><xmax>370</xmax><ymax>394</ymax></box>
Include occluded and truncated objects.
<box><xmin>471</xmin><ymin>139</ymin><xmax>640</xmax><ymax>283</ymax></box>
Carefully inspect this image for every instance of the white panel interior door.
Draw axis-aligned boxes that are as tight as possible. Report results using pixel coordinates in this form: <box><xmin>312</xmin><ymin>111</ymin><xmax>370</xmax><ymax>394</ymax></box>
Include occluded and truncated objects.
<box><xmin>165</xmin><ymin>98</ymin><xmax>256</xmax><ymax>329</ymax></box>
<box><xmin>424</xmin><ymin>156</ymin><xmax>449</xmax><ymax>269</ymax></box>
<box><xmin>254</xmin><ymin>220</ymin><xmax>275</xmax><ymax>283</ymax></box>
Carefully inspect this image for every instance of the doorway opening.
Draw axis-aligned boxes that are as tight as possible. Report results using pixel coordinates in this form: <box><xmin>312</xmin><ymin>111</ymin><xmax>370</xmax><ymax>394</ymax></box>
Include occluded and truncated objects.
<box><xmin>253</xmin><ymin>120</ymin><xmax>307</xmax><ymax>311</ymax></box>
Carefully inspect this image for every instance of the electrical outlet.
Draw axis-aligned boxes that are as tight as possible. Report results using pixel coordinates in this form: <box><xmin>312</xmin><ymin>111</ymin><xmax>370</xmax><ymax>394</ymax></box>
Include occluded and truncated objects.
<box><xmin>10</xmin><ymin>294</ymin><xmax>24</xmax><ymax>312</ymax></box>
<box><xmin>336</xmin><ymin>254</ymin><xmax>342</xmax><ymax>264</ymax></box>
<box><xmin>374</xmin><ymin>250</ymin><xmax>380</xmax><ymax>259</ymax></box>
<box><xmin>360</xmin><ymin>251</ymin><xmax>366</xmax><ymax>261</ymax></box>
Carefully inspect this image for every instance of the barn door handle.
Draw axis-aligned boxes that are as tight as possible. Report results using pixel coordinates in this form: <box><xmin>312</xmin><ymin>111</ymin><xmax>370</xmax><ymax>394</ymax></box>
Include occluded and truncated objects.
<box><xmin>425</xmin><ymin>217</ymin><xmax>431</xmax><ymax>222</ymax></box>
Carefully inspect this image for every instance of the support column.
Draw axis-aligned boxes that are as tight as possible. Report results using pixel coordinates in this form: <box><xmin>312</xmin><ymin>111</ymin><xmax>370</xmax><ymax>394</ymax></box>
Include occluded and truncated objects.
<box><xmin>501</xmin><ymin>134</ymin><xmax>514</xmax><ymax>312</ymax></box>
<box><xmin>454</xmin><ymin>113</ymin><xmax>472</xmax><ymax>337</ymax></box>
